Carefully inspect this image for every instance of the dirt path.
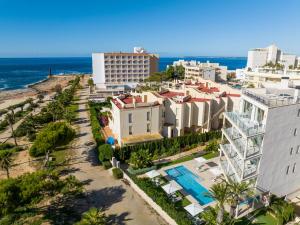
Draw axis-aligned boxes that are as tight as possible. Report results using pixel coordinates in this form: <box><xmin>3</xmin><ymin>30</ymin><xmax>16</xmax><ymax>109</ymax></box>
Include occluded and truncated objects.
<box><xmin>69</xmin><ymin>82</ymin><xmax>167</xmax><ymax>225</ymax></box>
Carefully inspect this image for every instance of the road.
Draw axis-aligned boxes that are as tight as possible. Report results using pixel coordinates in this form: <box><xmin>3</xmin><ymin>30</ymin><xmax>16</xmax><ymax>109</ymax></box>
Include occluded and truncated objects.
<box><xmin>69</xmin><ymin>84</ymin><xmax>167</xmax><ymax>225</ymax></box>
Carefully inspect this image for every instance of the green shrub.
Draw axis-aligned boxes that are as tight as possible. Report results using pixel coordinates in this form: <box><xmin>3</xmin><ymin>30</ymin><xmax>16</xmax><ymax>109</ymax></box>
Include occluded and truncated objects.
<box><xmin>98</xmin><ymin>144</ymin><xmax>113</xmax><ymax>162</ymax></box>
<box><xmin>129</xmin><ymin>149</ymin><xmax>153</xmax><ymax>169</ymax></box>
<box><xmin>89</xmin><ymin>104</ymin><xmax>105</xmax><ymax>146</ymax></box>
<box><xmin>102</xmin><ymin>161</ymin><xmax>112</xmax><ymax>170</ymax></box>
<box><xmin>131</xmin><ymin>176</ymin><xmax>192</xmax><ymax>225</ymax></box>
<box><xmin>29</xmin><ymin>122</ymin><xmax>75</xmax><ymax>157</ymax></box>
<box><xmin>112</xmin><ymin>168</ymin><xmax>123</xmax><ymax>179</ymax></box>
<box><xmin>204</xmin><ymin>139</ymin><xmax>219</xmax><ymax>153</ymax></box>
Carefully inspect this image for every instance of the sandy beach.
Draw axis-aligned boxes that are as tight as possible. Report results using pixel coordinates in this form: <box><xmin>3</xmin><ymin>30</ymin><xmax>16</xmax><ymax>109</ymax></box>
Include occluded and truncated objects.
<box><xmin>0</xmin><ymin>74</ymin><xmax>87</xmax><ymax>110</ymax></box>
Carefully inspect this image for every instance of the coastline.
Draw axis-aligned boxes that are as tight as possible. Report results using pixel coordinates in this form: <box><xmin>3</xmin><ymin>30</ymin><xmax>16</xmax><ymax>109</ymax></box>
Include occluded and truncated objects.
<box><xmin>0</xmin><ymin>74</ymin><xmax>87</xmax><ymax>110</ymax></box>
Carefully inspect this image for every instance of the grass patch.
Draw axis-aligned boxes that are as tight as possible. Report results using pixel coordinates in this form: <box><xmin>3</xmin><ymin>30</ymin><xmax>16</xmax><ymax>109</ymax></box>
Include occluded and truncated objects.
<box><xmin>202</xmin><ymin>151</ymin><xmax>219</xmax><ymax>159</ymax></box>
<box><xmin>237</xmin><ymin>208</ymin><xmax>279</xmax><ymax>225</ymax></box>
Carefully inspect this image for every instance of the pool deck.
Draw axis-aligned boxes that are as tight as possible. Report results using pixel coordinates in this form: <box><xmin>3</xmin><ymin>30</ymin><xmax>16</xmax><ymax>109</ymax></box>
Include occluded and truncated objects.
<box><xmin>158</xmin><ymin>157</ymin><xmax>222</xmax><ymax>208</ymax></box>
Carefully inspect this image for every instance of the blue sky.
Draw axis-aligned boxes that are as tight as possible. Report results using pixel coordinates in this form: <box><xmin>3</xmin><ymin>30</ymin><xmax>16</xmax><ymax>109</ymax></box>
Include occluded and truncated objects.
<box><xmin>0</xmin><ymin>0</ymin><xmax>299</xmax><ymax>57</ymax></box>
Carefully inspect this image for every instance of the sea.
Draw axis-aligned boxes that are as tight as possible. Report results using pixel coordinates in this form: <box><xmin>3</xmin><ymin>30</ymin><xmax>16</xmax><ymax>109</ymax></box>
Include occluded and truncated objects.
<box><xmin>0</xmin><ymin>57</ymin><xmax>246</xmax><ymax>91</ymax></box>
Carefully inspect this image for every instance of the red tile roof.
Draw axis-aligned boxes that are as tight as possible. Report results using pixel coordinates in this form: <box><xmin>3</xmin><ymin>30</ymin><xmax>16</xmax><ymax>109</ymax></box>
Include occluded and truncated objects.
<box><xmin>121</xmin><ymin>96</ymin><xmax>142</xmax><ymax>104</ymax></box>
<box><xmin>198</xmin><ymin>86</ymin><xmax>220</xmax><ymax>93</ymax></box>
<box><xmin>159</xmin><ymin>91</ymin><xmax>184</xmax><ymax>98</ymax></box>
<box><xmin>187</xmin><ymin>98</ymin><xmax>210</xmax><ymax>103</ymax></box>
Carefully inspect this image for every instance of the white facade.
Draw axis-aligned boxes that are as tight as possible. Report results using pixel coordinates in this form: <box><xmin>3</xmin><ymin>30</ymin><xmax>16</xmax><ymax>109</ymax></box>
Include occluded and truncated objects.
<box><xmin>220</xmin><ymin>87</ymin><xmax>300</xmax><ymax>196</ymax></box>
<box><xmin>280</xmin><ymin>54</ymin><xmax>297</xmax><ymax>68</ymax></box>
<box><xmin>92</xmin><ymin>48</ymin><xmax>158</xmax><ymax>89</ymax></box>
<box><xmin>109</xmin><ymin>79</ymin><xmax>241</xmax><ymax>146</ymax></box>
<box><xmin>246</xmin><ymin>44</ymin><xmax>299</xmax><ymax>70</ymax></box>
<box><xmin>173</xmin><ymin>60</ymin><xmax>228</xmax><ymax>82</ymax></box>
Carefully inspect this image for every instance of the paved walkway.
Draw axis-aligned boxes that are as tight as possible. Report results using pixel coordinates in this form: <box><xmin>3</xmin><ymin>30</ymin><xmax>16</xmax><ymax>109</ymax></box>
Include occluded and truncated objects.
<box><xmin>69</xmin><ymin>84</ymin><xmax>167</xmax><ymax>225</ymax></box>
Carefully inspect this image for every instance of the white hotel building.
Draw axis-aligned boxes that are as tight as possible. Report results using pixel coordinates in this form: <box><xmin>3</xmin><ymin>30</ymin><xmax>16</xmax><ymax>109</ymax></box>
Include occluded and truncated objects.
<box><xmin>109</xmin><ymin>79</ymin><xmax>241</xmax><ymax>146</ymax></box>
<box><xmin>220</xmin><ymin>86</ymin><xmax>300</xmax><ymax>196</ymax></box>
<box><xmin>92</xmin><ymin>47</ymin><xmax>159</xmax><ymax>94</ymax></box>
<box><xmin>173</xmin><ymin>60</ymin><xmax>228</xmax><ymax>82</ymax></box>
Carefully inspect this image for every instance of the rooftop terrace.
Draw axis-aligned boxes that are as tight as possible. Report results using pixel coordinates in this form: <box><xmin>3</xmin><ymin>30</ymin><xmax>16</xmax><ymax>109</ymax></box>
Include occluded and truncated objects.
<box><xmin>242</xmin><ymin>88</ymin><xmax>300</xmax><ymax>107</ymax></box>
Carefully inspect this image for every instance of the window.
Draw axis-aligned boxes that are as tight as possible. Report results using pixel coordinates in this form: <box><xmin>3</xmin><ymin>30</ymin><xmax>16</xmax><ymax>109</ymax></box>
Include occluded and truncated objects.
<box><xmin>147</xmin><ymin>123</ymin><xmax>150</xmax><ymax>132</ymax></box>
<box><xmin>286</xmin><ymin>165</ymin><xmax>290</xmax><ymax>175</ymax></box>
<box><xmin>293</xmin><ymin>163</ymin><xmax>296</xmax><ymax>173</ymax></box>
<box><xmin>176</xmin><ymin>119</ymin><xmax>179</xmax><ymax>126</ymax></box>
<box><xmin>129</xmin><ymin>126</ymin><xmax>132</xmax><ymax>135</ymax></box>
<box><xmin>290</xmin><ymin>147</ymin><xmax>294</xmax><ymax>155</ymax></box>
<box><xmin>297</xmin><ymin>145</ymin><xmax>300</xmax><ymax>154</ymax></box>
<box><xmin>294</xmin><ymin>128</ymin><xmax>298</xmax><ymax>136</ymax></box>
<box><xmin>147</xmin><ymin>112</ymin><xmax>150</xmax><ymax>121</ymax></box>
<box><xmin>128</xmin><ymin>113</ymin><xmax>132</xmax><ymax>123</ymax></box>
<box><xmin>298</xmin><ymin>109</ymin><xmax>300</xmax><ymax>117</ymax></box>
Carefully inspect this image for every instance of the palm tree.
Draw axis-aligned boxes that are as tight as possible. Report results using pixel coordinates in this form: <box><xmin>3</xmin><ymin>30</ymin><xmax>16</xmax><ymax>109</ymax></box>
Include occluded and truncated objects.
<box><xmin>77</xmin><ymin>207</ymin><xmax>107</xmax><ymax>225</ymax></box>
<box><xmin>227</xmin><ymin>179</ymin><xmax>254</xmax><ymax>218</ymax></box>
<box><xmin>206</xmin><ymin>182</ymin><xmax>230</xmax><ymax>224</ymax></box>
<box><xmin>0</xmin><ymin>151</ymin><xmax>13</xmax><ymax>178</ymax></box>
<box><xmin>269</xmin><ymin>196</ymin><xmax>295</xmax><ymax>225</ymax></box>
<box><xmin>6</xmin><ymin>113</ymin><xmax>17</xmax><ymax>146</ymax></box>
<box><xmin>88</xmin><ymin>78</ymin><xmax>94</xmax><ymax>94</ymax></box>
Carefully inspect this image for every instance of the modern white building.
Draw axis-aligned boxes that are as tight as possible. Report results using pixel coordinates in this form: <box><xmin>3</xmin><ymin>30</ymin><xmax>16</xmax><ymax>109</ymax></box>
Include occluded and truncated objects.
<box><xmin>109</xmin><ymin>78</ymin><xmax>241</xmax><ymax>146</ymax></box>
<box><xmin>92</xmin><ymin>47</ymin><xmax>159</xmax><ymax>90</ymax></box>
<box><xmin>220</xmin><ymin>86</ymin><xmax>300</xmax><ymax>196</ymax></box>
<box><xmin>246</xmin><ymin>44</ymin><xmax>298</xmax><ymax>70</ymax></box>
<box><xmin>173</xmin><ymin>60</ymin><xmax>228</xmax><ymax>82</ymax></box>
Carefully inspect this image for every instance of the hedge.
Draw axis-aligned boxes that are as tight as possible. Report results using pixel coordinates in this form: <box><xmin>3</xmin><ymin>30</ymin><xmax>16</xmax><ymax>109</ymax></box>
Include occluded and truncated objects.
<box><xmin>127</xmin><ymin>165</ymin><xmax>157</xmax><ymax>175</ymax></box>
<box><xmin>130</xmin><ymin>176</ymin><xmax>193</xmax><ymax>225</ymax></box>
<box><xmin>112</xmin><ymin>168</ymin><xmax>123</xmax><ymax>179</ymax></box>
<box><xmin>98</xmin><ymin>144</ymin><xmax>113</xmax><ymax>162</ymax></box>
<box><xmin>89</xmin><ymin>103</ymin><xmax>105</xmax><ymax>146</ymax></box>
<box><xmin>115</xmin><ymin>130</ymin><xmax>221</xmax><ymax>161</ymax></box>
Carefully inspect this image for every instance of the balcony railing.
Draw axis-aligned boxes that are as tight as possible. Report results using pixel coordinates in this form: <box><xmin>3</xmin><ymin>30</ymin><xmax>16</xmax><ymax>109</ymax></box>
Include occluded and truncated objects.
<box><xmin>224</xmin><ymin>112</ymin><xmax>265</xmax><ymax>136</ymax></box>
<box><xmin>223</xmin><ymin>127</ymin><xmax>262</xmax><ymax>158</ymax></box>
<box><xmin>220</xmin><ymin>144</ymin><xmax>242</xmax><ymax>178</ymax></box>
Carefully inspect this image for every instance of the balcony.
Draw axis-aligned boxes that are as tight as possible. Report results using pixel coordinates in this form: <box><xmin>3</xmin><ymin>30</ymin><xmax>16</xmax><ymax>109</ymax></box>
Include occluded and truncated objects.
<box><xmin>220</xmin><ymin>144</ymin><xmax>242</xmax><ymax>178</ymax></box>
<box><xmin>220</xmin><ymin>158</ymin><xmax>239</xmax><ymax>182</ymax></box>
<box><xmin>223</xmin><ymin>127</ymin><xmax>262</xmax><ymax>158</ymax></box>
<box><xmin>224</xmin><ymin>112</ymin><xmax>265</xmax><ymax>137</ymax></box>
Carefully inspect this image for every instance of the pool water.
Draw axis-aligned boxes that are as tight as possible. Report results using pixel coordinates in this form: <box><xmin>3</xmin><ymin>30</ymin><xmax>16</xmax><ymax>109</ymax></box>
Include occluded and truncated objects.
<box><xmin>165</xmin><ymin>165</ymin><xmax>214</xmax><ymax>205</ymax></box>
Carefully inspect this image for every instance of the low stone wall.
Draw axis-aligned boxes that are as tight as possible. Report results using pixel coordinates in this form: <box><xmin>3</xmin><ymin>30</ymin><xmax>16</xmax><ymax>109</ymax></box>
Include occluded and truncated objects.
<box><xmin>123</xmin><ymin>172</ymin><xmax>178</xmax><ymax>225</ymax></box>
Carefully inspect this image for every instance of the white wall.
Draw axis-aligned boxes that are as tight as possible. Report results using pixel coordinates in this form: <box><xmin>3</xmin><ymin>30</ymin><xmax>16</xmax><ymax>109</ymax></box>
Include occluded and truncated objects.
<box><xmin>92</xmin><ymin>53</ymin><xmax>105</xmax><ymax>85</ymax></box>
<box><xmin>257</xmin><ymin>104</ymin><xmax>300</xmax><ymax>196</ymax></box>
<box><xmin>247</xmin><ymin>50</ymin><xmax>268</xmax><ymax>69</ymax></box>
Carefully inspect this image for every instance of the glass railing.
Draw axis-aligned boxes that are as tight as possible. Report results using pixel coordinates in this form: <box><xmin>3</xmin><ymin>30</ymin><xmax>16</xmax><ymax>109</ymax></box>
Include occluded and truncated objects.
<box><xmin>223</xmin><ymin>127</ymin><xmax>262</xmax><ymax>158</ymax></box>
<box><xmin>224</xmin><ymin>112</ymin><xmax>265</xmax><ymax>136</ymax></box>
<box><xmin>220</xmin><ymin>144</ymin><xmax>243</xmax><ymax>178</ymax></box>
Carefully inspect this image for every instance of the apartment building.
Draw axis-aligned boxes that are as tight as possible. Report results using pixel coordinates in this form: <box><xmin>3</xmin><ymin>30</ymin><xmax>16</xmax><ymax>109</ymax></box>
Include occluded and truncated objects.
<box><xmin>173</xmin><ymin>60</ymin><xmax>228</xmax><ymax>82</ymax></box>
<box><xmin>219</xmin><ymin>87</ymin><xmax>300</xmax><ymax>196</ymax></box>
<box><xmin>92</xmin><ymin>47</ymin><xmax>159</xmax><ymax>90</ymax></box>
<box><xmin>109</xmin><ymin>78</ymin><xmax>241</xmax><ymax>146</ymax></box>
<box><xmin>247</xmin><ymin>44</ymin><xmax>298</xmax><ymax>70</ymax></box>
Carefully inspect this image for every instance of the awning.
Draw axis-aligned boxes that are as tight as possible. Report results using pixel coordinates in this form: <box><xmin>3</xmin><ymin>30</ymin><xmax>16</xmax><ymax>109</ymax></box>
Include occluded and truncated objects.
<box><xmin>162</xmin><ymin>180</ymin><xmax>182</xmax><ymax>194</ymax></box>
<box><xmin>145</xmin><ymin>170</ymin><xmax>160</xmax><ymax>179</ymax></box>
<box><xmin>184</xmin><ymin>203</ymin><xmax>204</xmax><ymax>217</ymax></box>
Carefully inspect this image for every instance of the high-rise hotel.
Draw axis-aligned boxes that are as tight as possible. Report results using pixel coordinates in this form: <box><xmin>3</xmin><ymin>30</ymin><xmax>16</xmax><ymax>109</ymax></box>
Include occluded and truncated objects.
<box><xmin>92</xmin><ymin>47</ymin><xmax>159</xmax><ymax>92</ymax></box>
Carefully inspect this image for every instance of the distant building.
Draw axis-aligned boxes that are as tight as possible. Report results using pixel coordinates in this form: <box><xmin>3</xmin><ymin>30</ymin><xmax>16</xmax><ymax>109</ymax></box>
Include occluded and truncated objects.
<box><xmin>247</xmin><ymin>44</ymin><xmax>298</xmax><ymax>70</ymax></box>
<box><xmin>220</xmin><ymin>85</ymin><xmax>300</xmax><ymax>197</ymax></box>
<box><xmin>172</xmin><ymin>60</ymin><xmax>228</xmax><ymax>82</ymax></box>
<box><xmin>109</xmin><ymin>78</ymin><xmax>241</xmax><ymax>146</ymax></box>
<box><xmin>92</xmin><ymin>47</ymin><xmax>159</xmax><ymax>91</ymax></box>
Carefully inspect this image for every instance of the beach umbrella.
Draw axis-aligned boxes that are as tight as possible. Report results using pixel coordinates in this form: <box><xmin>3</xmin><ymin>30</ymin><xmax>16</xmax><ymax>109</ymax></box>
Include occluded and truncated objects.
<box><xmin>162</xmin><ymin>180</ymin><xmax>182</xmax><ymax>194</ymax></box>
<box><xmin>184</xmin><ymin>203</ymin><xmax>203</xmax><ymax>217</ymax></box>
<box><xmin>107</xmin><ymin>136</ymin><xmax>115</xmax><ymax>145</ymax></box>
<box><xmin>145</xmin><ymin>170</ymin><xmax>160</xmax><ymax>179</ymax></box>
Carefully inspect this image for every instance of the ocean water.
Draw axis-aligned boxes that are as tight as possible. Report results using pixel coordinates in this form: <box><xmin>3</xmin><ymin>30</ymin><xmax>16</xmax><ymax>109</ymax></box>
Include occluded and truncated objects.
<box><xmin>0</xmin><ymin>57</ymin><xmax>246</xmax><ymax>91</ymax></box>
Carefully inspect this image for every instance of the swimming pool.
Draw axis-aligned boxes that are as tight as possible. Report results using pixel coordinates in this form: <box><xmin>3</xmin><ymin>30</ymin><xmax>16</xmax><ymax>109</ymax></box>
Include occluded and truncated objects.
<box><xmin>165</xmin><ymin>165</ymin><xmax>214</xmax><ymax>205</ymax></box>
